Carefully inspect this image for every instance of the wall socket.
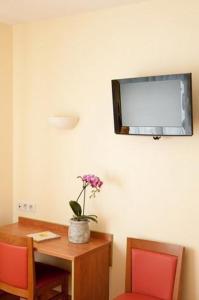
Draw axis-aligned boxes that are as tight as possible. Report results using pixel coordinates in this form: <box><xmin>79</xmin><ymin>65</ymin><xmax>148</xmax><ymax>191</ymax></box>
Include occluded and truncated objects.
<box><xmin>17</xmin><ymin>202</ymin><xmax>36</xmax><ymax>213</ymax></box>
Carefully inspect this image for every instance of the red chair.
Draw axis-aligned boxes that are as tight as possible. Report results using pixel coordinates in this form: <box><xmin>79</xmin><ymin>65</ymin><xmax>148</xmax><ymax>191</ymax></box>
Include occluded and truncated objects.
<box><xmin>0</xmin><ymin>232</ymin><xmax>69</xmax><ymax>300</ymax></box>
<box><xmin>114</xmin><ymin>238</ymin><xmax>184</xmax><ymax>300</ymax></box>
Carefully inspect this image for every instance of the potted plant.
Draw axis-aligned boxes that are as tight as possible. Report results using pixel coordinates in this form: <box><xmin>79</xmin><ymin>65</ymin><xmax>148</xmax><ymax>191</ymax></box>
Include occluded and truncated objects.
<box><xmin>68</xmin><ymin>174</ymin><xmax>103</xmax><ymax>243</ymax></box>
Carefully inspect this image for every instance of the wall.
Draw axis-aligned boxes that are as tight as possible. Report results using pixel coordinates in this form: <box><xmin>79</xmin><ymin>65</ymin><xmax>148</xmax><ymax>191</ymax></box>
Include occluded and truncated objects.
<box><xmin>0</xmin><ymin>23</ymin><xmax>12</xmax><ymax>225</ymax></box>
<box><xmin>13</xmin><ymin>0</ymin><xmax>199</xmax><ymax>299</ymax></box>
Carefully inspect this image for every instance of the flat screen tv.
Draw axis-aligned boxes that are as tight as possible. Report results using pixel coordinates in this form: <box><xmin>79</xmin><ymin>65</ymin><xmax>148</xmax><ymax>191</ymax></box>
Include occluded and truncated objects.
<box><xmin>112</xmin><ymin>73</ymin><xmax>193</xmax><ymax>138</ymax></box>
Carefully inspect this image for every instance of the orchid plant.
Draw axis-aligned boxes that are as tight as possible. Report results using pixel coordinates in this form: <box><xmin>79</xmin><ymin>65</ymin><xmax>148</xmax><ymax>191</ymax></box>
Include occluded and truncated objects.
<box><xmin>69</xmin><ymin>174</ymin><xmax>103</xmax><ymax>222</ymax></box>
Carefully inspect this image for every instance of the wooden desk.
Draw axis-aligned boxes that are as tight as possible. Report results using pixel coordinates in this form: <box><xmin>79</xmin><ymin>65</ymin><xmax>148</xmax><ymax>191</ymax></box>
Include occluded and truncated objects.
<box><xmin>0</xmin><ymin>217</ymin><xmax>113</xmax><ymax>300</ymax></box>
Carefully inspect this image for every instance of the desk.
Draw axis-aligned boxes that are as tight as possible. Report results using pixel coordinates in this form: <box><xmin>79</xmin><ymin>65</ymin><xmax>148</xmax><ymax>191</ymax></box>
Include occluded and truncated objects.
<box><xmin>0</xmin><ymin>217</ymin><xmax>113</xmax><ymax>300</ymax></box>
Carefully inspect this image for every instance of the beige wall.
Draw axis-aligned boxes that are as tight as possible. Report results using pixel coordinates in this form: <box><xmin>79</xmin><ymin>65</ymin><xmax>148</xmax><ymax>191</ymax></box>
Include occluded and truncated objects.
<box><xmin>0</xmin><ymin>23</ymin><xmax>12</xmax><ymax>225</ymax></box>
<box><xmin>13</xmin><ymin>0</ymin><xmax>199</xmax><ymax>299</ymax></box>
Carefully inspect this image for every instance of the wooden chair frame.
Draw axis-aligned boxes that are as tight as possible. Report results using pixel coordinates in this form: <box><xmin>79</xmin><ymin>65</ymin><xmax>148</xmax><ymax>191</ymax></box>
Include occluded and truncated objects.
<box><xmin>0</xmin><ymin>232</ymin><xmax>68</xmax><ymax>300</ymax></box>
<box><xmin>0</xmin><ymin>232</ymin><xmax>35</xmax><ymax>300</ymax></box>
<box><xmin>125</xmin><ymin>237</ymin><xmax>184</xmax><ymax>300</ymax></box>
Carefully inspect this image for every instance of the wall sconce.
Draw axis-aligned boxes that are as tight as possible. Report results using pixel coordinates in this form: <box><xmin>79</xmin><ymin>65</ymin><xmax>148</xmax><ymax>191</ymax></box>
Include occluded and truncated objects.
<box><xmin>48</xmin><ymin>116</ymin><xmax>78</xmax><ymax>129</ymax></box>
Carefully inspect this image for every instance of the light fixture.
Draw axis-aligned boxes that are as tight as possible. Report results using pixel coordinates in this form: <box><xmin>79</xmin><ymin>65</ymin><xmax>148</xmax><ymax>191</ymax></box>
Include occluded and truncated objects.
<box><xmin>48</xmin><ymin>116</ymin><xmax>78</xmax><ymax>129</ymax></box>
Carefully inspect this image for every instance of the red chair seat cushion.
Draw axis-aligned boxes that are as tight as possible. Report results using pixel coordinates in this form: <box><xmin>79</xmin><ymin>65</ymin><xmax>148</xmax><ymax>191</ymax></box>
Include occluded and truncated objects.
<box><xmin>114</xmin><ymin>292</ymin><xmax>162</xmax><ymax>300</ymax></box>
<box><xmin>35</xmin><ymin>262</ymin><xmax>66</xmax><ymax>289</ymax></box>
<box><xmin>0</xmin><ymin>242</ymin><xmax>28</xmax><ymax>289</ymax></box>
<box><xmin>132</xmin><ymin>249</ymin><xmax>177</xmax><ymax>300</ymax></box>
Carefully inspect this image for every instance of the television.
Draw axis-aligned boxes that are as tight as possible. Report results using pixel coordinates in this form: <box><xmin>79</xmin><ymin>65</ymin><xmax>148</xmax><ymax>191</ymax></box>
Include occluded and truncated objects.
<box><xmin>112</xmin><ymin>73</ymin><xmax>193</xmax><ymax>138</ymax></box>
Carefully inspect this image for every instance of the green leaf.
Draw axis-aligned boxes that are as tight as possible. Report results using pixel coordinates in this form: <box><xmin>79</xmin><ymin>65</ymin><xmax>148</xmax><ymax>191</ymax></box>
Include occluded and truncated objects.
<box><xmin>85</xmin><ymin>215</ymin><xmax>98</xmax><ymax>223</ymax></box>
<box><xmin>69</xmin><ymin>200</ymin><xmax>82</xmax><ymax>217</ymax></box>
<box><xmin>71</xmin><ymin>214</ymin><xmax>98</xmax><ymax>223</ymax></box>
<box><xmin>87</xmin><ymin>214</ymin><xmax>97</xmax><ymax>218</ymax></box>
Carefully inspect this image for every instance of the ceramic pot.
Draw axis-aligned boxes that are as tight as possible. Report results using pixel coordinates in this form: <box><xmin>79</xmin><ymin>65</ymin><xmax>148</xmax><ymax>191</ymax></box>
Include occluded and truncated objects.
<box><xmin>68</xmin><ymin>219</ymin><xmax>90</xmax><ymax>243</ymax></box>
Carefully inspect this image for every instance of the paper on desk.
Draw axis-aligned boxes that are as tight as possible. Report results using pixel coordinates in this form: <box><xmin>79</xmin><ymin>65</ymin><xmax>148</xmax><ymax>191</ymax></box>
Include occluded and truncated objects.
<box><xmin>27</xmin><ymin>231</ymin><xmax>61</xmax><ymax>242</ymax></box>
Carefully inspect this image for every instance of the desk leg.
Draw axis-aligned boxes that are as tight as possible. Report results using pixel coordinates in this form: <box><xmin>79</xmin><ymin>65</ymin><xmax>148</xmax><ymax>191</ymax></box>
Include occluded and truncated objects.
<box><xmin>73</xmin><ymin>244</ymin><xmax>110</xmax><ymax>300</ymax></box>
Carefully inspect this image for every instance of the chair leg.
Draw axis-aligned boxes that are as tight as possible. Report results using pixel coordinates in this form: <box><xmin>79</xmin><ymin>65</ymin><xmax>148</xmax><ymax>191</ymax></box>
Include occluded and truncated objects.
<box><xmin>61</xmin><ymin>276</ymin><xmax>68</xmax><ymax>300</ymax></box>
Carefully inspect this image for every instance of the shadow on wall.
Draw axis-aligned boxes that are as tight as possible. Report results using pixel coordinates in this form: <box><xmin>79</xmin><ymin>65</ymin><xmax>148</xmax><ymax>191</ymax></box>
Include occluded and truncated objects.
<box><xmin>182</xmin><ymin>247</ymin><xmax>197</xmax><ymax>300</ymax></box>
<box><xmin>189</xmin><ymin>70</ymin><xmax>199</xmax><ymax>132</ymax></box>
<box><xmin>90</xmin><ymin>215</ymin><xmax>110</xmax><ymax>233</ymax></box>
<box><xmin>104</xmin><ymin>172</ymin><xmax>124</xmax><ymax>187</ymax></box>
<box><xmin>111</xmin><ymin>239</ymin><xmax>126</xmax><ymax>299</ymax></box>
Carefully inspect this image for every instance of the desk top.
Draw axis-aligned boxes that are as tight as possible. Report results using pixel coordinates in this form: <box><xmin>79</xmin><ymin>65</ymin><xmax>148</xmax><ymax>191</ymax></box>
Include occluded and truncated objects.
<box><xmin>0</xmin><ymin>217</ymin><xmax>113</xmax><ymax>263</ymax></box>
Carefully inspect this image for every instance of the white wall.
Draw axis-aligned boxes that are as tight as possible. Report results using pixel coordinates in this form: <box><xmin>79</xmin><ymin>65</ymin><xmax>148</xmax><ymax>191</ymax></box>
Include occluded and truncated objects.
<box><xmin>0</xmin><ymin>23</ymin><xmax>12</xmax><ymax>225</ymax></box>
<box><xmin>13</xmin><ymin>0</ymin><xmax>199</xmax><ymax>299</ymax></box>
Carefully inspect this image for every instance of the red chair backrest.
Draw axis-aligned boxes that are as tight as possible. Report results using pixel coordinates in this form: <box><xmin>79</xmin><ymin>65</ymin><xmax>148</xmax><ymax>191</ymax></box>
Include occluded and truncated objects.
<box><xmin>125</xmin><ymin>238</ymin><xmax>184</xmax><ymax>300</ymax></box>
<box><xmin>132</xmin><ymin>249</ymin><xmax>177</xmax><ymax>300</ymax></box>
<box><xmin>0</xmin><ymin>241</ymin><xmax>28</xmax><ymax>289</ymax></box>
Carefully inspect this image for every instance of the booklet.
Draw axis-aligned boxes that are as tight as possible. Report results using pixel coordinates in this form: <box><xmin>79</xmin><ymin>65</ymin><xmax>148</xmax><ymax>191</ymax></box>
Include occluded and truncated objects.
<box><xmin>27</xmin><ymin>231</ymin><xmax>61</xmax><ymax>242</ymax></box>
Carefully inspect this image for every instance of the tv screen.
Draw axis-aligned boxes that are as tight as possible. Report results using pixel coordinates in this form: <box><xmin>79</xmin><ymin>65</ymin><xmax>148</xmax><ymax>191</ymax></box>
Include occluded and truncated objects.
<box><xmin>112</xmin><ymin>73</ymin><xmax>193</xmax><ymax>137</ymax></box>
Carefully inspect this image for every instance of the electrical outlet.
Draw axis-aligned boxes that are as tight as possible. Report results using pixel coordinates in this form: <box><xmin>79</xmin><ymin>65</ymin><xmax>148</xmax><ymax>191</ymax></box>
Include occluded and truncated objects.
<box><xmin>17</xmin><ymin>202</ymin><xmax>23</xmax><ymax>210</ymax></box>
<box><xmin>17</xmin><ymin>202</ymin><xmax>27</xmax><ymax>211</ymax></box>
<box><xmin>23</xmin><ymin>203</ymin><xmax>28</xmax><ymax>210</ymax></box>
<box><xmin>17</xmin><ymin>202</ymin><xmax>36</xmax><ymax>213</ymax></box>
<box><xmin>27</xmin><ymin>203</ymin><xmax>36</xmax><ymax>212</ymax></box>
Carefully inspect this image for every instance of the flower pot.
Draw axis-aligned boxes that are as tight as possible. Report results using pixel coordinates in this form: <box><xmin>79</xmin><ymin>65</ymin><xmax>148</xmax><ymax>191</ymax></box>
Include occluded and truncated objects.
<box><xmin>68</xmin><ymin>219</ymin><xmax>90</xmax><ymax>243</ymax></box>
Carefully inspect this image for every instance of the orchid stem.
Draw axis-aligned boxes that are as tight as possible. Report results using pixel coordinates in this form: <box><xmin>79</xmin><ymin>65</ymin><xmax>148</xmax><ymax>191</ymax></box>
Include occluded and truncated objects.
<box><xmin>82</xmin><ymin>183</ymin><xmax>86</xmax><ymax>215</ymax></box>
<box><xmin>76</xmin><ymin>188</ymin><xmax>83</xmax><ymax>202</ymax></box>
